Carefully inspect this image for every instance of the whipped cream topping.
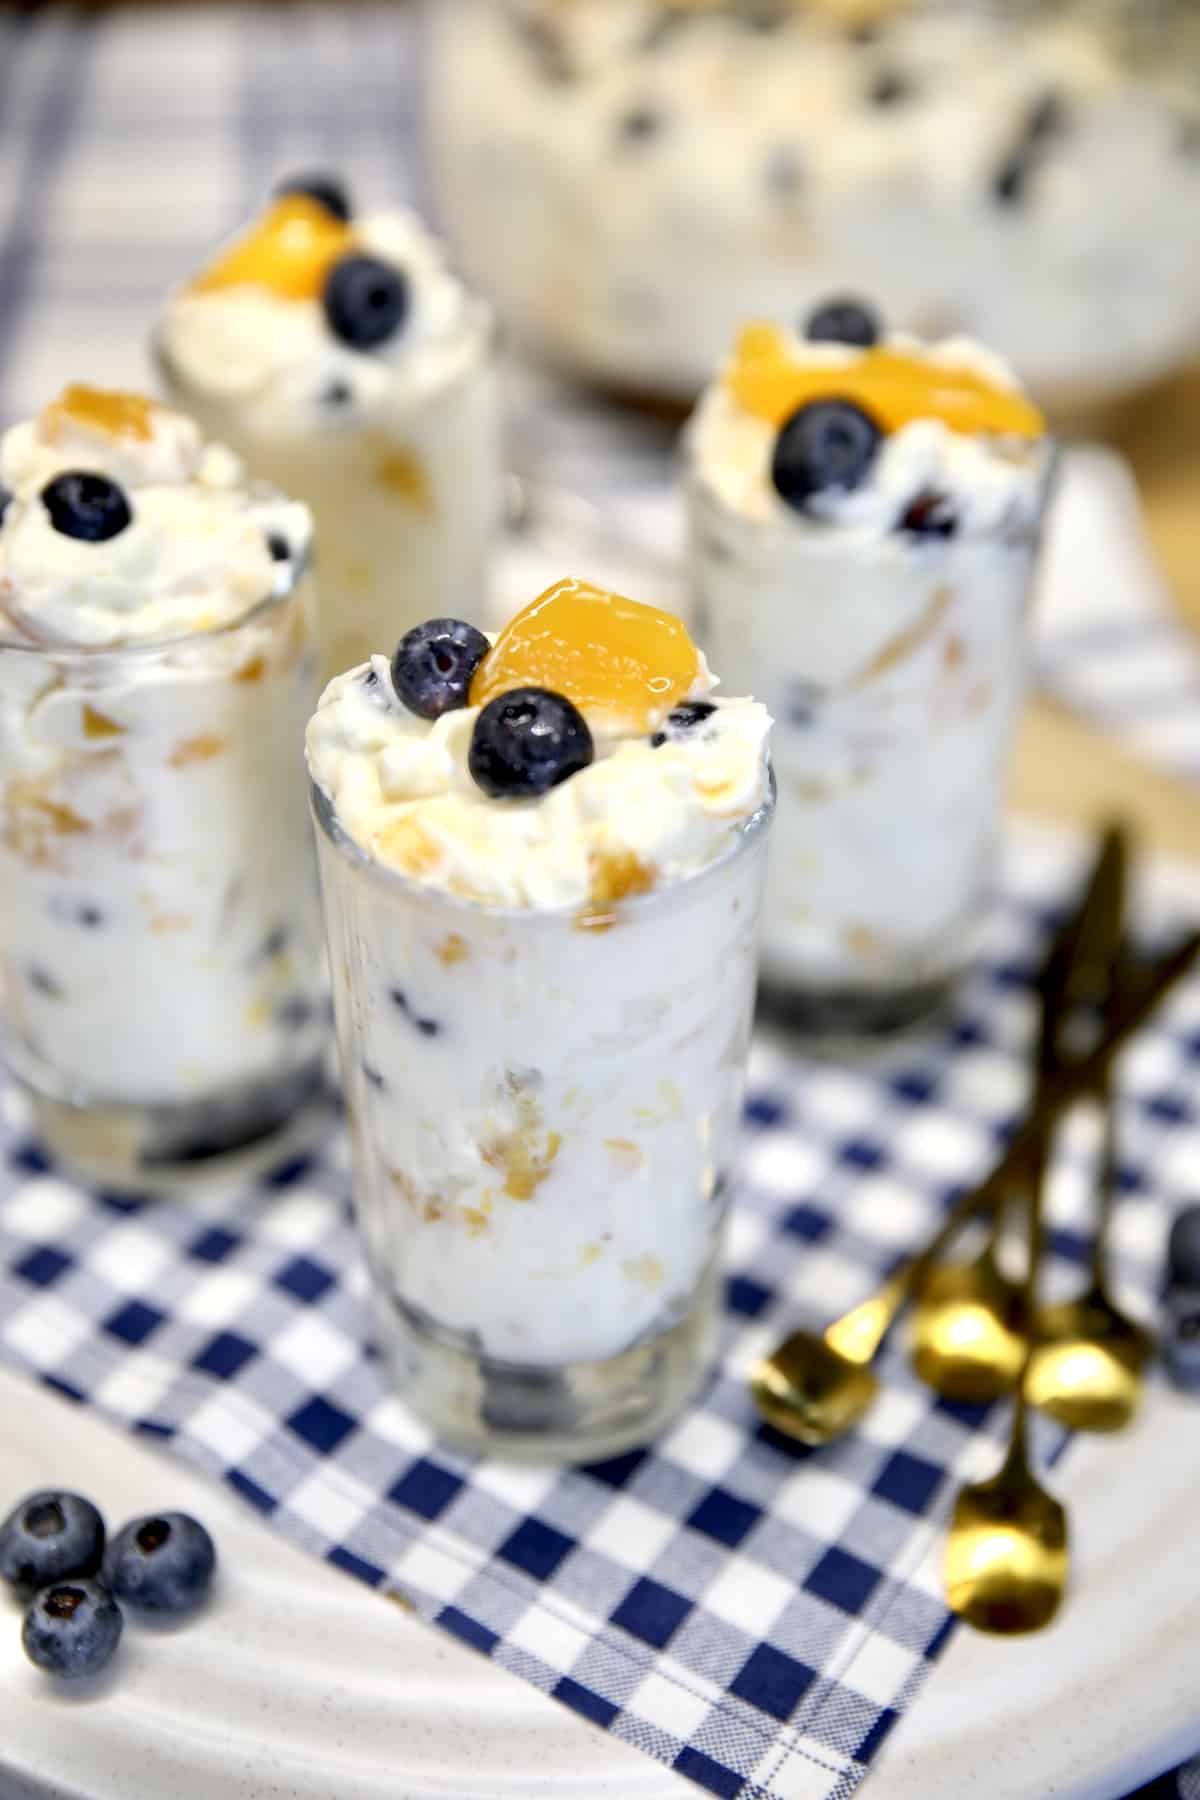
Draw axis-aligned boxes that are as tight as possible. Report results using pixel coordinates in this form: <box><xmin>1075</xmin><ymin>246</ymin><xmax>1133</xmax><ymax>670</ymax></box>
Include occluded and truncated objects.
<box><xmin>307</xmin><ymin>655</ymin><xmax>772</xmax><ymax>911</ymax></box>
<box><xmin>688</xmin><ymin>327</ymin><xmax>1052</xmax><ymax>540</ymax></box>
<box><xmin>0</xmin><ymin>391</ymin><xmax>311</xmax><ymax>647</ymax></box>
<box><xmin>160</xmin><ymin>208</ymin><xmax>490</xmax><ymax>437</ymax></box>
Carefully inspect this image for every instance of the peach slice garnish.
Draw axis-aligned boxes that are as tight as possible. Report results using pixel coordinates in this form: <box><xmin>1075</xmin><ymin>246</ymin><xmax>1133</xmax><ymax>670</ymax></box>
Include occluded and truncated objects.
<box><xmin>727</xmin><ymin>322</ymin><xmax>1045</xmax><ymax>440</ymax></box>
<box><xmin>470</xmin><ymin>577</ymin><xmax>704</xmax><ymax>734</ymax></box>
<box><xmin>189</xmin><ymin>195</ymin><xmax>353</xmax><ymax>302</ymax></box>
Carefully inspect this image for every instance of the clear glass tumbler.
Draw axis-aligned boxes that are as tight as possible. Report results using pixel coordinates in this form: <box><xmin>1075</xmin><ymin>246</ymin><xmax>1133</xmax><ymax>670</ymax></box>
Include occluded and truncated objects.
<box><xmin>0</xmin><ymin>561</ymin><xmax>326</xmax><ymax>1185</ymax></box>
<box><xmin>155</xmin><ymin>312</ymin><xmax>501</xmax><ymax>686</ymax></box>
<box><xmin>312</xmin><ymin>774</ymin><xmax>773</xmax><ymax>1461</ymax></box>
<box><xmin>689</xmin><ymin>470</ymin><xmax>1049</xmax><ymax>1032</ymax></box>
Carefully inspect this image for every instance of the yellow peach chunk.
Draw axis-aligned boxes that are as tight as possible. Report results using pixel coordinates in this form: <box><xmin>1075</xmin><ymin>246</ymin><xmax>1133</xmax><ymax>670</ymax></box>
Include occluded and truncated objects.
<box><xmin>189</xmin><ymin>196</ymin><xmax>353</xmax><ymax>301</ymax></box>
<box><xmin>374</xmin><ymin>446</ymin><xmax>434</xmax><ymax>513</ymax></box>
<box><xmin>726</xmin><ymin>322</ymin><xmax>1045</xmax><ymax>440</ymax></box>
<box><xmin>169</xmin><ymin>734</ymin><xmax>227</xmax><ymax>768</ymax></box>
<box><xmin>469</xmin><ymin>577</ymin><xmax>704</xmax><ymax>733</ymax></box>
<box><xmin>43</xmin><ymin>385</ymin><xmax>159</xmax><ymax>443</ymax></box>
<box><xmin>81</xmin><ymin>704</ymin><xmax>125</xmax><ymax>740</ymax></box>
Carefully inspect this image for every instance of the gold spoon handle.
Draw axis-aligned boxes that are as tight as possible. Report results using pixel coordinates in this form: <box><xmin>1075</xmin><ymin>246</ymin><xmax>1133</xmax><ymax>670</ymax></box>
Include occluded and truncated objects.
<box><xmin>825</xmin><ymin>930</ymin><xmax>1200</xmax><ymax>1366</ymax></box>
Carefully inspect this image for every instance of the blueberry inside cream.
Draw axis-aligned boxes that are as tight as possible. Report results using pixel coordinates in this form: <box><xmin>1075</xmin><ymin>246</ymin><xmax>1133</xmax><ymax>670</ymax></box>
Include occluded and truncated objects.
<box><xmin>306</xmin><ymin>576</ymin><xmax>771</xmax><ymax>912</ymax></box>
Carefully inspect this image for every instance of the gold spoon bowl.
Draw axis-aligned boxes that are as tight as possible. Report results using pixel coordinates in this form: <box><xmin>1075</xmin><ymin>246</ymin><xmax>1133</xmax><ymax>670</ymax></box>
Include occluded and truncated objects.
<box><xmin>909</xmin><ymin>1224</ymin><xmax>1025</xmax><ymax>1403</ymax></box>
<box><xmin>1025</xmin><ymin>1293</ymin><xmax>1153</xmax><ymax>1432</ymax></box>
<box><xmin>750</xmin><ymin>1329</ymin><xmax>880</xmax><ymax>1447</ymax></box>
<box><xmin>944</xmin><ymin>1443</ymin><xmax>1068</xmax><ymax>1635</ymax></box>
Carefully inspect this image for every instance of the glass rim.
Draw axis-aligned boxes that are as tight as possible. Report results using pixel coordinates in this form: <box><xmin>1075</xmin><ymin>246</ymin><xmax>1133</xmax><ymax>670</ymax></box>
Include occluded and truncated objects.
<box><xmin>0</xmin><ymin>516</ymin><xmax>309</xmax><ymax>663</ymax></box>
<box><xmin>309</xmin><ymin>761</ymin><xmax>775</xmax><ymax>926</ymax></box>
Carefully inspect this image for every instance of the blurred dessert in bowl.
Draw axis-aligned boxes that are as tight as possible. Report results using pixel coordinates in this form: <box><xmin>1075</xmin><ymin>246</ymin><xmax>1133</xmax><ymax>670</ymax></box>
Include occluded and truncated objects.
<box><xmin>685</xmin><ymin>298</ymin><xmax>1054</xmax><ymax>1029</ymax></box>
<box><xmin>426</xmin><ymin>0</ymin><xmax>1200</xmax><ymax>413</ymax></box>
<box><xmin>306</xmin><ymin>578</ymin><xmax>773</xmax><ymax>1458</ymax></box>
<box><xmin>157</xmin><ymin>175</ymin><xmax>501</xmax><ymax>682</ymax></box>
<box><xmin>0</xmin><ymin>385</ymin><xmax>326</xmax><ymax>1182</ymax></box>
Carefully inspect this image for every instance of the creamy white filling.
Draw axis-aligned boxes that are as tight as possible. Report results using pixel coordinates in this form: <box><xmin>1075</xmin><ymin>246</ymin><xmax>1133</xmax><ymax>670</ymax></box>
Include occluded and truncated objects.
<box><xmin>429</xmin><ymin>2</ymin><xmax>1200</xmax><ymax>403</ymax></box>
<box><xmin>686</xmin><ymin>328</ymin><xmax>1051</xmax><ymax>538</ymax></box>
<box><xmin>306</xmin><ymin>654</ymin><xmax>772</xmax><ymax>910</ymax></box>
<box><xmin>159</xmin><ymin>208</ymin><xmax>491</xmax><ymax>440</ymax></box>
<box><xmin>0</xmin><ymin>401</ymin><xmax>311</xmax><ymax>647</ymax></box>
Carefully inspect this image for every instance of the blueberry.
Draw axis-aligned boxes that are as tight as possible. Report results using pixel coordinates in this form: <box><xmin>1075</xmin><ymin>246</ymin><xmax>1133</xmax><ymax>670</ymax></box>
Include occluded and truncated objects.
<box><xmin>898</xmin><ymin>491</ymin><xmax>957</xmax><ymax>538</ymax></box>
<box><xmin>617</xmin><ymin>104</ymin><xmax>665</xmax><ymax>146</ymax></box>
<box><xmin>764</xmin><ymin>147</ymin><xmax>805</xmax><ymax>200</ymax></box>
<box><xmin>991</xmin><ymin>150</ymin><xmax>1033</xmax><ymax>208</ymax></box>
<box><xmin>652</xmin><ymin>701</ymin><xmax>717</xmax><ymax>747</ymax></box>
<box><xmin>390</xmin><ymin>618</ymin><xmax>490</xmax><ymax>720</ymax></box>
<box><xmin>0</xmin><ymin>1491</ymin><xmax>105</xmax><ymax>1592</ymax></box>
<box><xmin>389</xmin><ymin>989</ymin><xmax>442</xmax><ymax>1038</ymax></box>
<box><xmin>868</xmin><ymin>68</ymin><xmax>912</xmax><ymax>107</ymax></box>
<box><xmin>1026</xmin><ymin>91</ymin><xmax>1067</xmax><ymax>145</ymax></box>
<box><xmin>1168</xmin><ymin>1206</ymin><xmax>1200</xmax><ymax>1287</ymax></box>
<box><xmin>468</xmin><ymin>687</ymin><xmax>593</xmax><ymax>799</ymax></box>
<box><xmin>41</xmin><ymin>472</ymin><xmax>132</xmax><ymax>543</ymax></box>
<box><xmin>104</xmin><ymin>1512</ymin><xmax>216</xmax><ymax>1615</ymax></box>
<box><xmin>274</xmin><ymin>171</ymin><xmax>352</xmax><ymax>223</ymax></box>
<box><xmin>0</xmin><ymin>484</ymin><xmax>10</xmax><ymax>526</ymax></box>
<box><xmin>22</xmin><ymin>1580</ymin><xmax>122</xmax><ymax>1679</ymax></box>
<box><xmin>1162</xmin><ymin>1288</ymin><xmax>1200</xmax><ymax>1393</ymax></box>
<box><xmin>771</xmin><ymin>399</ymin><xmax>882</xmax><ymax>512</ymax></box>
<box><xmin>513</xmin><ymin>16</ymin><xmax>573</xmax><ymax>84</ymax></box>
<box><xmin>323</xmin><ymin>255</ymin><xmax>409</xmax><ymax>351</ymax></box>
<box><xmin>804</xmin><ymin>296</ymin><xmax>880</xmax><ymax>348</ymax></box>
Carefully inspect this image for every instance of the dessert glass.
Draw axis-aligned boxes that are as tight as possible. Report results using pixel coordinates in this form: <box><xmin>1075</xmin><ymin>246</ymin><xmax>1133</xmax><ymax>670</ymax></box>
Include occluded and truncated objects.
<box><xmin>311</xmin><ymin>771</ymin><xmax>772</xmax><ymax>1461</ymax></box>
<box><xmin>156</xmin><ymin>194</ymin><xmax>501</xmax><ymax>683</ymax></box>
<box><xmin>685</xmin><ymin>314</ymin><xmax>1054</xmax><ymax>1031</ymax></box>
<box><xmin>308</xmin><ymin>573</ymin><xmax>774</xmax><ymax>1455</ymax></box>
<box><xmin>690</xmin><ymin>476</ymin><xmax>1042</xmax><ymax>1030</ymax></box>
<box><xmin>0</xmin><ymin>560</ymin><xmax>326</xmax><ymax>1185</ymax></box>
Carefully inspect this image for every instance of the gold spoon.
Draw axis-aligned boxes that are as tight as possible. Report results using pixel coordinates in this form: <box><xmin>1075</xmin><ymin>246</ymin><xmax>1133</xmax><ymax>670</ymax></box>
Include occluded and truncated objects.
<box><xmin>944</xmin><ymin>1132</ymin><xmax>1067</xmax><ymax>1635</ymax></box>
<box><xmin>749</xmin><ymin>929</ymin><xmax>1200</xmax><ymax>1448</ymax></box>
<box><xmin>1025</xmin><ymin>1053</ymin><xmax>1154</xmax><ymax>1431</ymax></box>
<box><xmin>910</xmin><ymin>824</ymin><xmax>1130</xmax><ymax>1404</ymax></box>
<box><xmin>909</xmin><ymin>1189</ymin><xmax>1025</xmax><ymax>1402</ymax></box>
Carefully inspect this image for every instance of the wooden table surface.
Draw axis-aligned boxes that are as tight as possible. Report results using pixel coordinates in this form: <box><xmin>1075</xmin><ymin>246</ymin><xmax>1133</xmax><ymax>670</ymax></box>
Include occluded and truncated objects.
<box><xmin>1013</xmin><ymin>364</ymin><xmax>1200</xmax><ymax>866</ymax></box>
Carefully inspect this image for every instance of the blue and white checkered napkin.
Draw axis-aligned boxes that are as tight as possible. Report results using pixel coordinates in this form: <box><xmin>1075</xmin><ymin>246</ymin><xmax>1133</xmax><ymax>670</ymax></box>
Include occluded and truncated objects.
<box><xmin>1</xmin><ymin>830</ymin><xmax>1198</xmax><ymax>1800</ymax></box>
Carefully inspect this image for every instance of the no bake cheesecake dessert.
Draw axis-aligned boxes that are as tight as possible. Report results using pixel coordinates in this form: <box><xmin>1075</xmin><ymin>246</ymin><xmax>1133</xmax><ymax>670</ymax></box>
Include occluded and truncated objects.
<box><xmin>307</xmin><ymin>576</ymin><xmax>773</xmax><ymax>1456</ymax></box>
<box><xmin>0</xmin><ymin>385</ymin><xmax>325</xmax><ymax>1179</ymax></box>
<box><xmin>158</xmin><ymin>174</ymin><xmax>501</xmax><ymax>683</ymax></box>
<box><xmin>428</xmin><ymin>0</ymin><xmax>1200</xmax><ymax>408</ymax></box>
<box><xmin>686</xmin><ymin>298</ymin><xmax>1053</xmax><ymax>1028</ymax></box>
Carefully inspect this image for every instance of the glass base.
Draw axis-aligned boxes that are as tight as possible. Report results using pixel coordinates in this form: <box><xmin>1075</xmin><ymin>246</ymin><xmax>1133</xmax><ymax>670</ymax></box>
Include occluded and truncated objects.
<box><xmin>16</xmin><ymin>1056</ymin><xmax>329</xmax><ymax>1191</ymax></box>
<box><xmin>756</xmin><ymin>971</ymin><xmax>957</xmax><ymax>1037</ymax></box>
<box><xmin>375</xmin><ymin>1264</ymin><xmax>720</xmax><ymax>1463</ymax></box>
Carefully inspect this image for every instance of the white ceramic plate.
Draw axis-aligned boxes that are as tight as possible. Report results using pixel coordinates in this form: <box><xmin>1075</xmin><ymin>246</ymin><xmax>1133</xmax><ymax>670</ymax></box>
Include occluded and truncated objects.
<box><xmin>1</xmin><ymin>1362</ymin><xmax>1198</xmax><ymax>1800</ymax></box>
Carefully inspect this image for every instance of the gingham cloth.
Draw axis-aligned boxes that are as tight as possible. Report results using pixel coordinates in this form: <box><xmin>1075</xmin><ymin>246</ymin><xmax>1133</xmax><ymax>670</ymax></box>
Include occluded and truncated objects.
<box><xmin>1</xmin><ymin>830</ymin><xmax>1199</xmax><ymax>1800</ymax></box>
<box><xmin>1</xmin><ymin>9</ymin><xmax>1200</xmax><ymax>1800</ymax></box>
